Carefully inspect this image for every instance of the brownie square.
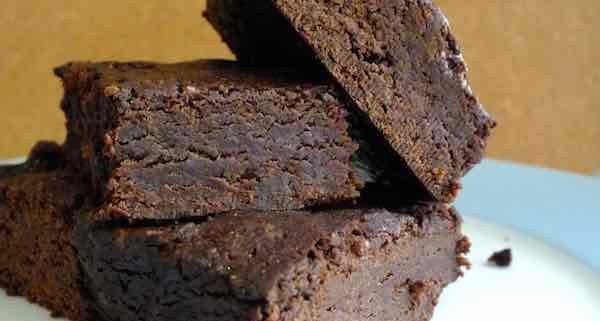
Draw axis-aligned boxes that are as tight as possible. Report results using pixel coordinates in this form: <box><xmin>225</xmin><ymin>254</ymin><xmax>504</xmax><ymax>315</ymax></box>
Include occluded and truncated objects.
<box><xmin>56</xmin><ymin>60</ymin><xmax>428</xmax><ymax>222</ymax></box>
<box><xmin>205</xmin><ymin>0</ymin><xmax>496</xmax><ymax>202</ymax></box>
<box><xmin>79</xmin><ymin>206</ymin><xmax>469</xmax><ymax>321</ymax></box>
<box><xmin>0</xmin><ymin>143</ymin><xmax>90</xmax><ymax>320</ymax></box>
<box><xmin>0</xmin><ymin>143</ymin><xmax>469</xmax><ymax>321</ymax></box>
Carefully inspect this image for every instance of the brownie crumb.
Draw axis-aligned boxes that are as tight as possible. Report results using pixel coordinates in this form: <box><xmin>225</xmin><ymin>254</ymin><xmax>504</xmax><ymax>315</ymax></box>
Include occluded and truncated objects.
<box><xmin>488</xmin><ymin>248</ymin><xmax>512</xmax><ymax>267</ymax></box>
<box><xmin>456</xmin><ymin>236</ymin><xmax>471</xmax><ymax>254</ymax></box>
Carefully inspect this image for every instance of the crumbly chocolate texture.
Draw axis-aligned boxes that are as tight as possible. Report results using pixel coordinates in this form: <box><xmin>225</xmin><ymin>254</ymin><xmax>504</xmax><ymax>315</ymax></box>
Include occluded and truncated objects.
<box><xmin>0</xmin><ymin>143</ymin><xmax>92</xmax><ymax>320</ymax></box>
<box><xmin>56</xmin><ymin>59</ymin><xmax>428</xmax><ymax>221</ymax></box>
<box><xmin>205</xmin><ymin>0</ymin><xmax>496</xmax><ymax>202</ymax></box>
<box><xmin>57</xmin><ymin>60</ymin><xmax>360</xmax><ymax>221</ymax></box>
<box><xmin>0</xmin><ymin>145</ymin><xmax>470</xmax><ymax>321</ymax></box>
<box><xmin>78</xmin><ymin>204</ymin><xmax>469</xmax><ymax>321</ymax></box>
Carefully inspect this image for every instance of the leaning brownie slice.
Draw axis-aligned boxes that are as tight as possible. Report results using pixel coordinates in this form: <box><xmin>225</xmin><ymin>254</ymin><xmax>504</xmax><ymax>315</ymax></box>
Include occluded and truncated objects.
<box><xmin>57</xmin><ymin>60</ymin><xmax>426</xmax><ymax>221</ymax></box>
<box><xmin>0</xmin><ymin>144</ymin><xmax>469</xmax><ymax>321</ymax></box>
<box><xmin>205</xmin><ymin>0</ymin><xmax>496</xmax><ymax>202</ymax></box>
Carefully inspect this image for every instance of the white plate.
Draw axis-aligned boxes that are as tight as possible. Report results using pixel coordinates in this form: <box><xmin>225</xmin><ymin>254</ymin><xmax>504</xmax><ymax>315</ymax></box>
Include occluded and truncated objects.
<box><xmin>435</xmin><ymin>217</ymin><xmax>600</xmax><ymax>320</ymax></box>
<box><xmin>1</xmin><ymin>159</ymin><xmax>599</xmax><ymax>320</ymax></box>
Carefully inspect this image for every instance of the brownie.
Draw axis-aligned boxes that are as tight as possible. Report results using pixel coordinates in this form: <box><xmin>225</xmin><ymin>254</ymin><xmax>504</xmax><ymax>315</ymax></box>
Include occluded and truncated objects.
<box><xmin>0</xmin><ymin>145</ymin><xmax>469</xmax><ymax>321</ymax></box>
<box><xmin>56</xmin><ymin>59</ymin><xmax>428</xmax><ymax>222</ymax></box>
<box><xmin>205</xmin><ymin>0</ymin><xmax>496</xmax><ymax>202</ymax></box>
<box><xmin>0</xmin><ymin>142</ymin><xmax>91</xmax><ymax>320</ymax></box>
<box><xmin>79</xmin><ymin>205</ymin><xmax>469</xmax><ymax>321</ymax></box>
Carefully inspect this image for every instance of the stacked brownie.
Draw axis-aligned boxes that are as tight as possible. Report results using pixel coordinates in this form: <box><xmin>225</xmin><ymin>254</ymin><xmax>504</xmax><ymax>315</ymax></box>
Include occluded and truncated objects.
<box><xmin>0</xmin><ymin>1</ymin><xmax>494</xmax><ymax>321</ymax></box>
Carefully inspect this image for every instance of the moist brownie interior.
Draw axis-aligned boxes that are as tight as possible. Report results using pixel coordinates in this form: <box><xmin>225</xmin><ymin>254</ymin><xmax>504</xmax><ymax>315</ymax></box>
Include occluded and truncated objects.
<box><xmin>0</xmin><ymin>143</ymin><xmax>92</xmax><ymax>320</ymax></box>
<box><xmin>0</xmin><ymin>143</ymin><xmax>469</xmax><ymax>321</ymax></box>
<box><xmin>78</xmin><ymin>206</ymin><xmax>468</xmax><ymax>321</ymax></box>
<box><xmin>205</xmin><ymin>0</ymin><xmax>496</xmax><ymax>202</ymax></box>
<box><xmin>57</xmin><ymin>60</ymin><xmax>433</xmax><ymax>221</ymax></box>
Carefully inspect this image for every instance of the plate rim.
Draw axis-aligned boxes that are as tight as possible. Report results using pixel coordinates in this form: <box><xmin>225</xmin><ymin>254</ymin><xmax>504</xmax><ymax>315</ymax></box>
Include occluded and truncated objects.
<box><xmin>456</xmin><ymin>159</ymin><xmax>600</xmax><ymax>271</ymax></box>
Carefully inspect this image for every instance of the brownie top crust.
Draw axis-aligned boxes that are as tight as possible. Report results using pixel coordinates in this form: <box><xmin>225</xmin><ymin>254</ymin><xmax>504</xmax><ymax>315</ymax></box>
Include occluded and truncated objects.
<box><xmin>55</xmin><ymin>60</ymin><xmax>328</xmax><ymax>94</ymax></box>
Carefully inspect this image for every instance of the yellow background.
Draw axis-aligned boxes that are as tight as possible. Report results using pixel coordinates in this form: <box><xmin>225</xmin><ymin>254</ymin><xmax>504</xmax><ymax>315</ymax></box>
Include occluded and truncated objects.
<box><xmin>1</xmin><ymin>1</ymin><xmax>598</xmax><ymax>174</ymax></box>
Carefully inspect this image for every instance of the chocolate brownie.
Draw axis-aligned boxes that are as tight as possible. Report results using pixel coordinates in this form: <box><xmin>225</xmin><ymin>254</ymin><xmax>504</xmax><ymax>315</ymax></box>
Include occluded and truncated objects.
<box><xmin>0</xmin><ymin>144</ymin><xmax>469</xmax><ymax>321</ymax></box>
<box><xmin>56</xmin><ymin>59</ymin><xmax>428</xmax><ymax>221</ymax></box>
<box><xmin>78</xmin><ymin>204</ymin><xmax>469</xmax><ymax>321</ymax></box>
<box><xmin>205</xmin><ymin>0</ymin><xmax>496</xmax><ymax>202</ymax></box>
<box><xmin>0</xmin><ymin>142</ymin><xmax>92</xmax><ymax>320</ymax></box>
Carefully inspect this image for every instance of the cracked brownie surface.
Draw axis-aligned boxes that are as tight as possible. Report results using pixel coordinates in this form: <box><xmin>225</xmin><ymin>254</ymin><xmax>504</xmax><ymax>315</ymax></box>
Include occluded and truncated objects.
<box><xmin>205</xmin><ymin>0</ymin><xmax>496</xmax><ymax>202</ymax></box>
<box><xmin>78</xmin><ymin>205</ymin><xmax>469</xmax><ymax>321</ymax></box>
<box><xmin>0</xmin><ymin>143</ymin><xmax>92</xmax><ymax>320</ymax></box>
<box><xmin>57</xmin><ymin>59</ymin><xmax>433</xmax><ymax>221</ymax></box>
<box><xmin>0</xmin><ymin>144</ymin><xmax>470</xmax><ymax>321</ymax></box>
<box><xmin>57</xmin><ymin>60</ymin><xmax>365</xmax><ymax>221</ymax></box>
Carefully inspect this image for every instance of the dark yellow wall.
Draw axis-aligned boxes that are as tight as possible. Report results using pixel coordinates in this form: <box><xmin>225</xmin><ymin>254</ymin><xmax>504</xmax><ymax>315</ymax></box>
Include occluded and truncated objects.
<box><xmin>437</xmin><ymin>0</ymin><xmax>600</xmax><ymax>174</ymax></box>
<box><xmin>1</xmin><ymin>1</ymin><xmax>598</xmax><ymax>173</ymax></box>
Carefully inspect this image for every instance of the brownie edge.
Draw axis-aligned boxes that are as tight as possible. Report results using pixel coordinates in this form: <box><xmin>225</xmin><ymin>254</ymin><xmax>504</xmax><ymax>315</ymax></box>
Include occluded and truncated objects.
<box><xmin>0</xmin><ymin>143</ymin><xmax>92</xmax><ymax>320</ymax></box>
<box><xmin>205</xmin><ymin>0</ymin><xmax>496</xmax><ymax>202</ymax></box>
<box><xmin>57</xmin><ymin>60</ymin><xmax>365</xmax><ymax>221</ymax></box>
<box><xmin>0</xmin><ymin>143</ymin><xmax>470</xmax><ymax>321</ymax></box>
<box><xmin>77</xmin><ymin>205</ymin><xmax>469</xmax><ymax>321</ymax></box>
